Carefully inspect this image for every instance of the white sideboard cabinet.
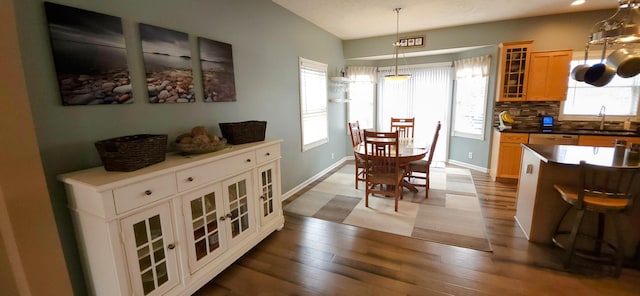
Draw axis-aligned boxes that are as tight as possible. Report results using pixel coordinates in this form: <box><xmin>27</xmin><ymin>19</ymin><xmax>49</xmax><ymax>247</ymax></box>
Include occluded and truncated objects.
<box><xmin>59</xmin><ymin>140</ymin><xmax>284</xmax><ymax>296</ymax></box>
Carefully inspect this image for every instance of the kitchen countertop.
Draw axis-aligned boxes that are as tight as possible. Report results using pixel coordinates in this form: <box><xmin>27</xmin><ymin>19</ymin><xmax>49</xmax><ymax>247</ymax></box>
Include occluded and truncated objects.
<box><xmin>522</xmin><ymin>144</ymin><xmax>640</xmax><ymax>167</ymax></box>
<box><xmin>496</xmin><ymin>127</ymin><xmax>640</xmax><ymax>137</ymax></box>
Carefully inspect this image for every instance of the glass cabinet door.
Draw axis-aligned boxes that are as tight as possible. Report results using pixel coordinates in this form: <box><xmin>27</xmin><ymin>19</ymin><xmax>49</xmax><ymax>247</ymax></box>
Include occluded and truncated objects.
<box><xmin>258</xmin><ymin>162</ymin><xmax>280</xmax><ymax>225</ymax></box>
<box><xmin>121</xmin><ymin>203</ymin><xmax>179</xmax><ymax>296</ymax></box>
<box><xmin>222</xmin><ymin>171</ymin><xmax>255</xmax><ymax>243</ymax></box>
<box><xmin>498</xmin><ymin>41</ymin><xmax>533</xmax><ymax>101</ymax></box>
<box><xmin>181</xmin><ymin>183</ymin><xmax>226</xmax><ymax>273</ymax></box>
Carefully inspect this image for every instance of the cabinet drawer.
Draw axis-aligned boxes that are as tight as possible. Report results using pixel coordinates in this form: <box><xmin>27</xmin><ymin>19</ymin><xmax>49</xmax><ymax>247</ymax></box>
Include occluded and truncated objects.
<box><xmin>177</xmin><ymin>151</ymin><xmax>255</xmax><ymax>192</ymax></box>
<box><xmin>113</xmin><ymin>174</ymin><xmax>177</xmax><ymax>214</ymax></box>
<box><xmin>501</xmin><ymin>133</ymin><xmax>529</xmax><ymax>143</ymax></box>
<box><xmin>256</xmin><ymin>144</ymin><xmax>280</xmax><ymax>164</ymax></box>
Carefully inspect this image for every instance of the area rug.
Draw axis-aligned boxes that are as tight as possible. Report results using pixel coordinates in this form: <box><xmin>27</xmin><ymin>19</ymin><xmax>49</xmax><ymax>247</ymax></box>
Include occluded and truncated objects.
<box><xmin>283</xmin><ymin>163</ymin><xmax>492</xmax><ymax>252</ymax></box>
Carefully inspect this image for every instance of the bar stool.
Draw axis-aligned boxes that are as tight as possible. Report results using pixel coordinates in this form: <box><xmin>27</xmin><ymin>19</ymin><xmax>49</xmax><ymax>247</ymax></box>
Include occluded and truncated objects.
<box><xmin>551</xmin><ymin>160</ymin><xmax>640</xmax><ymax>277</ymax></box>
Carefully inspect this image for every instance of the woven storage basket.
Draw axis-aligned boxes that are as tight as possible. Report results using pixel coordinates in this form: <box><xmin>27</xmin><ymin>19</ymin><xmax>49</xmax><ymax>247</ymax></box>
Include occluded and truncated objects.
<box><xmin>94</xmin><ymin>134</ymin><xmax>168</xmax><ymax>172</ymax></box>
<box><xmin>219</xmin><ymin>121</ymin><xmax>266</xmax><ymax>144</ymax></box>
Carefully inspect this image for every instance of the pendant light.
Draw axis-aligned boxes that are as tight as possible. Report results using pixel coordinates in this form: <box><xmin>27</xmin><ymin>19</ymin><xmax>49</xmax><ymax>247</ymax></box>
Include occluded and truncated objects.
<box><xmin>384</xmin><ymin>8</ymin><xmax>411</xmax><ymax>81</ymax></box>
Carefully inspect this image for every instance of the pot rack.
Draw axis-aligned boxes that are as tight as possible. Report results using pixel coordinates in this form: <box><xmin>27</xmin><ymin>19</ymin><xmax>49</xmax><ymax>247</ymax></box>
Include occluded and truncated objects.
<box><xmin>573</xmin><ymin>0</ymin><xmax>640</xmax><ymax>82</ymax></box>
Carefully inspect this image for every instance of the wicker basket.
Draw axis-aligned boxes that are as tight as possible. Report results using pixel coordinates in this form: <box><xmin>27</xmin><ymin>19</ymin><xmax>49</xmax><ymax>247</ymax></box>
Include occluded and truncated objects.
<box><xmin>219</xmin><ymin>121</ymin><xmax>266</xmax><ymax>144</ymax></box>
<box><xmin>94</xmin><ymin>134</ymin><xmax>168</xmax><ymax>172</ymax></box>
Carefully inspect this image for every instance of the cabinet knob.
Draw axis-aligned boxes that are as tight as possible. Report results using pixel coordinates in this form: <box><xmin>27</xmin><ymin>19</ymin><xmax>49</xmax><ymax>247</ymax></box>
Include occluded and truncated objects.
<box><xmin>144</xmin><ymin>190</ymin><xmax>152</xmax><ymax>196</ymax></box>
<box><xmin>187</xmin><ymin>177</ymin><xmax>194</xmax><ymax>182</ymax></box>
<box><xmin>260</xmin><ymin>195</ymin><xmax>267</xmax><ymax>200</ymax></box>
<box><xmin>266</xmin><ymin>152</ymin><xmax>270</xmax><ymax>156</ymax></box>
<box><xmin>167</xmin><ymin>243</ymin><xmax>175</xmax><ymax>250</ymax></box>
<box><xmin>219</xmin><ymin>213</ymin><xmax>233</xmax><ymax>221</ymax></box>
<box><xmin>246</xmin><ymin>159</ymin><xmax>252</xmax><ymax>163</ymax></box>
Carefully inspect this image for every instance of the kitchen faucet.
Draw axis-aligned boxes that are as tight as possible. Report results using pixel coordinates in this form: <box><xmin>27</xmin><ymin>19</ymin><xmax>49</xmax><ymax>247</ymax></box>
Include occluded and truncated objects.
<box><xmin>598</xmin><ymin>105</ymin><xmax>606</xmax><ymax>130</ymax></box>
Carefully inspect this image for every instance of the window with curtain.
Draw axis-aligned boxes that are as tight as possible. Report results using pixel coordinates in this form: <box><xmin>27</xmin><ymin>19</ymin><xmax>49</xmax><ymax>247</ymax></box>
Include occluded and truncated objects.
<box><xmin>561</xmin><ymin>58</ymin><xmax>640</xmax><ymax>121</ymax></box>
<box><xmin>299</xmin><ymin>57</ymin><xmax>328</xmax><ymax>151</ymax></box>
<box><xmin>377</xmin><ymin>63</ymin><xmax>452</xmax><ymax>162</ymax></box>
<box><xmin>452</xmin><ymin>55</ymin><xmax>491</xmax><ymax>140</ymax></box>
<box><xmin>347</xmin><ymin>66</ymin><xmax>377</xmax><ymax>130</ymax></box>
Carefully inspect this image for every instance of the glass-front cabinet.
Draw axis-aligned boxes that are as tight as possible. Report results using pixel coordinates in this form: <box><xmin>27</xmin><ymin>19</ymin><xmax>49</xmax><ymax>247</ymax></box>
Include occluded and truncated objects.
<box><xmin>59</xmin><ymin>140</ymin><xmax>283</xmax><ymax>296</ymax></box>
<box><xmin>121</xmin><ymin>203</ymin><xmax>179</xmax><ymax>296</ymax></box>
<box><xmin>497</xmin><ymin>40</ymin><xmax>533</xmax><ymax>101</ymax></box>
<box><xmin>257</xmin><ymin>162</ymin><xmax>280</xmax><ymax>225</ymax></box>
<box><xmin>182</xmin><ymin>183</ymin><xmax>226</xmax><ymax>273</ymax></box>
<box><xmin>222</xmin><ymin>171</ymin><xmax>255</xmax><ymax>242</ymax></box>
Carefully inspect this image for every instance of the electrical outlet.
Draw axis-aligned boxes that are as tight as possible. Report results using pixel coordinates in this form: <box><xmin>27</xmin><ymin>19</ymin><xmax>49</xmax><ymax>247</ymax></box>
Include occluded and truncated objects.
<box><xmin>468</xmin><ymin>152</ymin><xmax>473</xmax><ymax>159</ymax></box>
<box><xmin>331</xmin><ymin>153</ymin><xmax>335</xmax><ymax>160</ymax></box>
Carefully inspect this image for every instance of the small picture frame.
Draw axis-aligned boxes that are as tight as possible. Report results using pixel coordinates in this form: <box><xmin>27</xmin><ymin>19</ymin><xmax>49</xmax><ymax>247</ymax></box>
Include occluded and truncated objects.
<box><xmin>398</xmin><ymin>36</ymin><xmax>425</xmax><ymax>48</ymax></box>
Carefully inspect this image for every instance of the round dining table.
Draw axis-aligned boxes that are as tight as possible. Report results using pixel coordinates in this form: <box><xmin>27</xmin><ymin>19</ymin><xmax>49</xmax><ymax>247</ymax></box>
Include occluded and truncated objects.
<box><xmin>353</xmin><ymin>139</ymin><xmax>428</xmax><ymax>192</ymax></box>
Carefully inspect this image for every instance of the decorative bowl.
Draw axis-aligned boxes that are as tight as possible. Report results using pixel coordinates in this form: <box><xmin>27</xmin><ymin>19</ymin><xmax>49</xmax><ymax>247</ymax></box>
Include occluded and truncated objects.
<box><xmin>171</xmin><ymin>138</ymin><xmax>228</xmax><ymax>155</ymax></box>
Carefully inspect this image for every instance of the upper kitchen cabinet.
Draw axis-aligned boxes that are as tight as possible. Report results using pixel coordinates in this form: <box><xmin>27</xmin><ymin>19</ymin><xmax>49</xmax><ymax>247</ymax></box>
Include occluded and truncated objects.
<box><xmin>526</xmin><ymin>50</ymin><xmax>573</xmax><ymax>101</ymax></box>
<box><xmin>497</xmin><ymin>41</ymin><xmax>533</xmax><ymax>102</ymax></box>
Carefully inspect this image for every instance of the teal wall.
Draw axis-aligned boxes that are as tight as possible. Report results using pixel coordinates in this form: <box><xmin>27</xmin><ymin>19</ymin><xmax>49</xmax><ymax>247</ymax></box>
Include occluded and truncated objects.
<box><xmin>13</xmin><ymin>0</ymin><xmax>346</xmax><ymax>293</ymax></box>
<box><xmin>343</xmin><ymin>9</ymin><xmax>617</xmax><ymax>168</ymax></box>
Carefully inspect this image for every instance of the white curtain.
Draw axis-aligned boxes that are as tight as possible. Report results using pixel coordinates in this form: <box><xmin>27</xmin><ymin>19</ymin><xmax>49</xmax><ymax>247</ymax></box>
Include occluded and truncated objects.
<box><xmin>346</xmin><ymin>66</ymin><xmax>378</xmax><ymax>83</ymax></box>
<box><xmin>377</xmin><ymin>63</ymin><xmax>452</xmax><ymax>162</ymax></box>
<box><xmin>454</xmin><ymin>55</ymin><xmax>490</xmax><ymax>78</ymax></box>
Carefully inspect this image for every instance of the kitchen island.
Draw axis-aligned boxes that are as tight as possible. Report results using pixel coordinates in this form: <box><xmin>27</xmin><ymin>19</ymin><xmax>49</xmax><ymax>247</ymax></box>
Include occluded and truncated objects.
<box><xmin>515</xmin><ymin>144</ymin><xmax>640</xmax><ymax>260</ymax></box>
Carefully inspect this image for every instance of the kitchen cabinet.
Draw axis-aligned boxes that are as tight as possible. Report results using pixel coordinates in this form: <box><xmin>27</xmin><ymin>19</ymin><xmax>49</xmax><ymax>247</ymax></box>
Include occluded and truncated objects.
<box><xmin>58</xmin><ymin>140</ymin><xmax>284</xmax><ymax>296</ymax></box>
<box><xmin>491</xmin><ymin>131</ymin><xmax>529</xmax><ymax>180</ymax></box>
<box><xmin>526</xmin><ymin>50</ymin><xmax>573</xmax><ymax>101</ymax></box>
<box><xmin>578</xmin><ymin>135</ymin><xmax>640</xmax><ymax>147</ymax></box>
<box><xmin>496</xmin><ymin>41</ymin><xmax>533</xmax><ymax>102</ymax></box>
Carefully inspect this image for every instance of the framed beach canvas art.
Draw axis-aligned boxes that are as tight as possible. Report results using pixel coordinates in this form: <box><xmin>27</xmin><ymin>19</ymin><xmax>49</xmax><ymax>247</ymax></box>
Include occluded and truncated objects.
<box><xmin>44</xmin><ymin>2</ymin><xmax>132</xmax><ymax>105</ymax></box>
<box><xmin>139</xmin><ymin>24</ymin><xmax>195</xmax><ymax>103</ymax></box>
<box><xmin>198</xmin><ymin>37</ymin><xmax>236</xmax><ymax>102</ymax></box>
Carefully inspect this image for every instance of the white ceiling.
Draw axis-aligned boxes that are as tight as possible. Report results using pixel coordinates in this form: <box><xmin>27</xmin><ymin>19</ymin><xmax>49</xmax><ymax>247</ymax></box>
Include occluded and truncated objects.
<box><xmin>272</xmin><ymin>0</ymin><xmax>618</xmax><ymax>40</ymax></box>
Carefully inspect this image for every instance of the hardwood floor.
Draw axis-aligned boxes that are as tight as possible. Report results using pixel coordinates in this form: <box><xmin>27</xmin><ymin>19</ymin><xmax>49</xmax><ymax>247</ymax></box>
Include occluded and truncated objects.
<box><xmin>194</xmin><ymin>165</ymin><xmax>640</xmax><ymax>296</ymax></box>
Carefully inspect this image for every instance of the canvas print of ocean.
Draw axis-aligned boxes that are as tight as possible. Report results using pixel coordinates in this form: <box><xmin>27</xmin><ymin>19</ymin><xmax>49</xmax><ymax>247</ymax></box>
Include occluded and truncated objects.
<box><xmin>199</xmin><ymin>37</ymin><xmax>236</xmax><ymax>102</ymax></box>
<box><xmin>44</xmin><ymin>2</ymin><xmax>132</xmax><ymax>105</ymax></box>
<box><xmin>139</xmin><ymin>24</ymin><xmax>195</xmax><ymax>103</ymax></box>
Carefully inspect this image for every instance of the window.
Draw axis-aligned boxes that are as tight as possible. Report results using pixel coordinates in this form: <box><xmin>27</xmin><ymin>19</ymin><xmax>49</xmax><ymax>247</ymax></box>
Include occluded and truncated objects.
<box><xmin>561</xmin><ymin>59</ymin><xmax>640</xmax><ymax>121</ymax></box>
<box><xmin>299</xmin><ymin>57</ymin><xmax>328</xmax><ymax>151</ymax></box>
<box><xmin>452</xmin><ymin>55</ymin><xmax>491</xmax><ymax>140</ymax></box>
<box><xmin>346</xmin><ymin>66</ymin><xmax>378</xmax><ymax>131</ymax></box>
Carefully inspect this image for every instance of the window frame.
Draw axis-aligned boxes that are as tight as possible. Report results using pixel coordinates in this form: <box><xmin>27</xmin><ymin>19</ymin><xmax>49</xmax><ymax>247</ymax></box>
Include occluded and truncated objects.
<box><xmin>451</xmin><ymin>75</ymin><xmax>489</xmax><ymax>140</ymax></box>
<box><xmin>299</xmin><ymin>57</ymin><xmax>329</xmax><ymax>151</ymax></box>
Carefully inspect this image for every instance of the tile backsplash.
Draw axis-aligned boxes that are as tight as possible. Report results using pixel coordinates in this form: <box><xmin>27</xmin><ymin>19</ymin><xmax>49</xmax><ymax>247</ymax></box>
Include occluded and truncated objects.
<box><xmin>493</xmin><ymin>101</ymin><xmax>637</xmax><ymax>131</ymax></box>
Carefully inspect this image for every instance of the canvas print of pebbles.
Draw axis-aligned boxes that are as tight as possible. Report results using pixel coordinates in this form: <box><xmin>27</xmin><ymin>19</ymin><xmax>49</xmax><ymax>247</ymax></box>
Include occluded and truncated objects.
<box><xmin>198</xmin><ymin>37</ymin><xmax>236</xmax><ymax>102</ymax></box>
<box><xmin>139</xmin><ymin>24</ymin><xmax>195</xmax><ymax>103</ymax></box>
<box><xmin>44</xmin><ymin>2</ymin><xmax>132</xmax><ymax>105</ymax></box>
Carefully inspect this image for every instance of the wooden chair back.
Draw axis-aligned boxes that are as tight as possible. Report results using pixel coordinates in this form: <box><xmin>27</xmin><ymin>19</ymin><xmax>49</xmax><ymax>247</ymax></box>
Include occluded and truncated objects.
<box><xmin>390</xmin><ymin>117</ymin><xmax>415</xmax><ymax>139</ymax></box>
<box><xmin>348</xmin><ymin>121</ymin><xmax>362</xmax><ymax>147</ymax></box>
<box><xmin>426</xmin><ymin>121</ymin><xmax>442</xmax><ymax>166</ymax></box>
<box><xmin>363</xmin><ymin>130</ymin><xmax>400</xmax><ymax>175</ymax></box>
<box><xmin>363</xmin><ymin>130</ymin><xmax>403</xmax><ymax>211</ymax></box>
<box><xmin>574</xmin><ymin>160</ymin><xmax>640</xmax><ymax>210</ymax></box>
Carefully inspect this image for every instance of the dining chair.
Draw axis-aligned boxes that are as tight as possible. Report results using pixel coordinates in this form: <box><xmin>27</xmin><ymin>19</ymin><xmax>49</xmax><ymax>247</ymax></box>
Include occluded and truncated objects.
<box><xmin>406</xmin><ymin>121</ymin><xmax>441</xmax><ymax>198</ymax></box>
<box><xmin>363</xmin><ymin>130</ymin><xmax>405</xmax><ymax>212</ymax></box>
<box><xmin>347</xmin><ymin>121</ymin><xmax>366</xmax><ymax>189</ymax></box>
<box><xmin>390</xmin><ymin>117</ymin><xmax>415</xmax><ymax>139</ymax></box>
<box><xmin>551</xmin><ymin>160</ymin><xmax>640</xmax><ymax>277</ymax></box>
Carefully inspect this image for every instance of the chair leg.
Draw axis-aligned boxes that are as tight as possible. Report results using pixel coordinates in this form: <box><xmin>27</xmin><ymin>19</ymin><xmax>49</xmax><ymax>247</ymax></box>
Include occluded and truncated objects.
<box><xmin>355</xmin><ymin>166</ymin><xmax>359</xmax><ymax>189</ymax></box>
<box><xmin>595</xmin><ymin>212</ymin><xmax>605</xmax><ymax>255</ymax></box>
<box><xmin>564</xmin><ymin>209</ymin><xmax>586</xmax><ymax>270</ymax></box>
<box><xmin>612</xmin><ymin>213</ymin><xmax>625</xmax><ymax>278</ymax></box>
<box><xmin>425</xmin><ymin>169</ymin><xmax>430</xmax><ymax>199</ymax></box>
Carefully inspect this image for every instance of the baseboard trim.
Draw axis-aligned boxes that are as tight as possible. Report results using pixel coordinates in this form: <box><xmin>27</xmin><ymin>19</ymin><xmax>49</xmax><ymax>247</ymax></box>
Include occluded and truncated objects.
<box><xmin>447</xmin><ymin>159</ymin><xmax>489</xmax><ymax>173</ymax></box>
<box><xmin>282</xmin><ymin>157</ymin><xmax>348</xmax><ymax>201</ymax></box>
